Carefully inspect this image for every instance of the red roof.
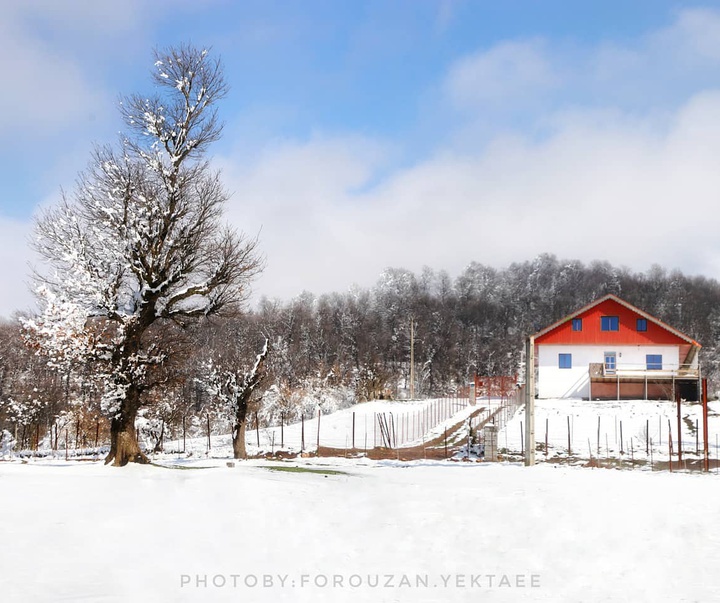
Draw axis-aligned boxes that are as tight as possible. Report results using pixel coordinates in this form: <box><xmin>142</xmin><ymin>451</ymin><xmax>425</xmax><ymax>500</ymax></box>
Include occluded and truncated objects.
<box><xmin>533</xmin><ymin>294</ymin><xmax>701</xmax><ymax>347</ymax></box>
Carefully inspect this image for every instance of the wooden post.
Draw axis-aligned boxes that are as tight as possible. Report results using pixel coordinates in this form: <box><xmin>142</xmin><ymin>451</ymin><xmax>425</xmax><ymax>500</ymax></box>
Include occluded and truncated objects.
<box><xmin>676</xmin><ymin>390</ymin><xmax>683</xmax><ymax>463</ymax></box>
<box><xmin>256</xmin><ymin>412</ymin><xmax>260</xmax><ymax>447</ymax></box>
<box><xmin>524</xmin><ymin>336</ymin><xmax>536</xmax><ymax>466</ymax></box>
<box><xmin>95</xmin><ymin>419</ymin><xmax>100</xmax><ymax>449</ymax></box>
<box><xmin>668</xmin><ymin>419</ymin><xmax>673</xmax><ymax>472</ymax></box>
<box><xmin>281</xmin><ymin>412</ymin><xmax>284</xmax><ymax>448</ymax></box>
<box><xmin>567</xmin><ymin>416</ymin><xmax>571</xmax><ymax>456</ymax></box>
<box><xmin>301</xmin><ymin>414</ymin><xmax>305</xmax><ymax>451</ymax></box>
<box><xmin>409</xmin><ymin>318</ymin><xmax>415</xmax><ymax>400</ymax></box>
<box><xmin>444</xmin><ymin>428</ymin><xmax>448</xmax><ymax>459</ymax></box>
<box><xmin>65</xmin><ymin>429</ymin><xmax>68</xmax><ymax>461</ymax></box>
<box><xmin>206</xmin><ymin>414</ymin><xmax>211</xmax><ymax>451</ymax></box>
<box><xmin>703</xmin><ymin>378</ymin><xmax>709</xmax><ymax>472</ymax></box>
<box><xmin>650</xmin><ymin>438</ymin><xmax>654</xmax><ymax>470</ymax></box>
<box><xmin>391</xmin><ymin>413</ymin><xmax>396</xmax><ymax>448</ymax></box>
<box><xmin>373</xmin><ymin>412</ymin><xmax>376</xmax><ymax>448</ymax></box>
<box><xmin>317</xmin><ymin>409</ymin><xmax>321</xmax><ymax>449</ymax></box>
<box><xmin>646</xmin><ymin>419</ymin><xmax>649</xmax><ymax>455</ymax></box>
<box><xmin>352</xmin><ymin>412</ymin><xmax>356</xmax><ymax>449</ymax></box>
<box><xmin>182</xmin><ymin>416</ymin><xmax>186</xmax><ymax>453</ymax></box>
<box><xmin>696</xmin><ymin>419</ymin><xmax>699</xmax><ymax>456</ymax></box>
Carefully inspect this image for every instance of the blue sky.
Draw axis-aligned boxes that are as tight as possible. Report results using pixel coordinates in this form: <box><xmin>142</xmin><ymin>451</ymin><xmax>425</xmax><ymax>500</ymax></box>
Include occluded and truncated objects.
<box><xmin>3</xmin><ymin>1</ymin><xmax>720</xmax><ymax>316</ymax></box>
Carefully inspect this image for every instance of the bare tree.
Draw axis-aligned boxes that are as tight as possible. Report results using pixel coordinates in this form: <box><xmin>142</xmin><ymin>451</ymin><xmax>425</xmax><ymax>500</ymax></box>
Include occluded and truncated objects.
<box><xmin>25</xmin><ymin>44</ymin><xmax>263</xmax><ymax>466</ymax></box>
<box><xmin>199</xmin><ymin>337</ymin><xmax>269</xmax><ymax>459</ymax></box>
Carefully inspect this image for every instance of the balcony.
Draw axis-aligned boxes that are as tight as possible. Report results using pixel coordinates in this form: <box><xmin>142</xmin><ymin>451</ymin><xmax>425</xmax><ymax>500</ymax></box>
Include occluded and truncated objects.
<box><xmin>589</xmin><ymin>362</ymin><xmax>699</xmax><ymax>381</ymax></box>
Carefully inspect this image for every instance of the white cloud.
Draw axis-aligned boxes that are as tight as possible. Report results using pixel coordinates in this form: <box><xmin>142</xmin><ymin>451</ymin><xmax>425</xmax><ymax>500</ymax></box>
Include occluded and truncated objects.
<box><xmin>220</xmin><ymin>89</ymin><xmax>720</xmax><ymax>303</ymax></box>
<box><xmin>0</xmin><ymin>0</ymin><xmax>215</xmax><ymax>139</ymax></box>
<box><xmin>0</xmin><ymin>217</ymin><xmax>35</xmax><ymax>318</ymax></box>
<box><xmin>654</xmin><ymin>8</ymin><xmax>720</xmax><ymax>63</ymax></box>
<box><xmin>443</xmin><ymin>8</ymin><xmax>720</xmax><ymax>126</ymax></box>
<box><xmin>219</xmin><ymin>136</ymin><xmax>392</xmax><ymax>299</ymax></box>
<box><xmin>0</xmin><ymin>18</ymin><xmax>106</xmax><ymax>137</ymax></box>
<box><xmin>445</xmin><ymin>39</ymin><xmax>558</xmax><ymax>109</ymax></box>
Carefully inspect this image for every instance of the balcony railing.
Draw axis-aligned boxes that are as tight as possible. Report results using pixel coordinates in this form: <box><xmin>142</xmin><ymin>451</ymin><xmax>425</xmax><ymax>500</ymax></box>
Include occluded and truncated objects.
<box><xmin>589</xmin><ymin>363</ymin><xmax>699</xmax><ymax>380</ymax></box>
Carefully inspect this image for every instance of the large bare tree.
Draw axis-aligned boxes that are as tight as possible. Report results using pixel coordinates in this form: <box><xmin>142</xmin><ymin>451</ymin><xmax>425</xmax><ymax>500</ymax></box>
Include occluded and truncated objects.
<box><xmin>25</xmin><ymin>45</ymin><xmax>263</xmax><ymax>466</ymax></box>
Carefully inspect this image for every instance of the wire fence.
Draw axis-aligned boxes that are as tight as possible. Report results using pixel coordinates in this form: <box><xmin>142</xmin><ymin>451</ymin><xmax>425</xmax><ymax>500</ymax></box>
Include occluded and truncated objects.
<box><xmin>500</xmin><ymin>401</ymin><xmax>720</xmax><ymax>472</ymax></box>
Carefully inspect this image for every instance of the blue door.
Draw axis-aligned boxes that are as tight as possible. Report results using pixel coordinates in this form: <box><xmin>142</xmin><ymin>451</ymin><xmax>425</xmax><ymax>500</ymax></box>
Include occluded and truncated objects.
<box><xmin>604</xmin><ymin>352</ymin><xmax>617</xmax><ymax>375</ymax></box>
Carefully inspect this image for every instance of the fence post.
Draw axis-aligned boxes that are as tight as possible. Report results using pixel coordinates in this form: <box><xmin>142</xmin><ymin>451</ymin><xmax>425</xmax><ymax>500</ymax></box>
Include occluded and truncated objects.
<box><xmin>668</xmin><ymin>419</ymin><xmax>673</xmax><ymax>472</ymax></box>
<box><xmin>567</xmin><ymin>416</ymin><xmax>571</xmax><ymax>455</ymax></box>
<box><xmin>317</xmin><ymin>409</ymin><xmax>321</xmax><ymax>449</ymax></box>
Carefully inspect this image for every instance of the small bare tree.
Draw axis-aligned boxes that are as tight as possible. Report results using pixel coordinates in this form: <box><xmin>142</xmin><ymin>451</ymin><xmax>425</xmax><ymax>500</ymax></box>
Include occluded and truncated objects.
<box><xmin>200</xmin><ymin>338</ymin><xmax>269</xmax><ymax>459</ymax></box>
<box><xmin>25</xmin><ymin>44</ymin><xmax>263</xmax><ymax>466</ymax></box>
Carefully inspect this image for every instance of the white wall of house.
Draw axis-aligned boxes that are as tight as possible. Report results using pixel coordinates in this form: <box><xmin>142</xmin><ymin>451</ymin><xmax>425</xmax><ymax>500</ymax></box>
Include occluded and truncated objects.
<box><xmin>537</xmin><ymin>345</ymin><xmax>682</xmax><ymax>399</ymax></box>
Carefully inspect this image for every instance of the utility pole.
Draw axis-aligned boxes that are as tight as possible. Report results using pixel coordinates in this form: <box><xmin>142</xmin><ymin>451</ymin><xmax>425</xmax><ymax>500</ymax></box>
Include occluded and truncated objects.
<box><xmin>524</xmin><ymin>336</ymin><xmax>536</xmax><ymax>466</ymax></box>
<box><xmin>409</xmin><ymin>318</ymin><xmax>415</xmax><ymax>399</ymax></box>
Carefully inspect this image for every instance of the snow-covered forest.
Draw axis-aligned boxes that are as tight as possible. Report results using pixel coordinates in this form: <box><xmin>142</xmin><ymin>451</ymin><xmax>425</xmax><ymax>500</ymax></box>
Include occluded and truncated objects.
<box><xmin>2</xmin><ymin>254</ymin><xmax>720</xmax><ymax>454</ymax></box>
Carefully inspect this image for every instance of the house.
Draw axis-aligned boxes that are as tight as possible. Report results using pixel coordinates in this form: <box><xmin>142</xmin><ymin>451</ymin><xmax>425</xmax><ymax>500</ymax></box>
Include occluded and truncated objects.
<box><xmin>533</xmin><ymin>294</ymin><xmax>701</xmax><ymax>400</ymax></box>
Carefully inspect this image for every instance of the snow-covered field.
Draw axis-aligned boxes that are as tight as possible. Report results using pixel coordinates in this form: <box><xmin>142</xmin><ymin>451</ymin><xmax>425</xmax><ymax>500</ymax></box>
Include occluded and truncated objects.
<box><xmin>2</xmin><ymin>455</ymin><xmax>720</xmax><ymax>602</ymax></box>
<box><xmin>3</xmin><ymin>396</ymin><xmax>720</xmax><ymax>602</ymax></box>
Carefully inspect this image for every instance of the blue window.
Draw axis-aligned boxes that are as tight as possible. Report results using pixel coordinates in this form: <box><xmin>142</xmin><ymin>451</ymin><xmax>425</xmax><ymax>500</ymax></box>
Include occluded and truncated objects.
<box><xmin>646</xmin><ymin>354</ymin><xmax>662</xmax><ymax>370</ymax></box>
<box><xmin>559</xmin><ymin>353</ymin><xmax>572</xmax><ymax>369</ymax></box>
<box><xmin>572</xmin><ymin>318</ymin><xmax>582</xmax><ymax>331</ymax></box>
<box><xmin>601</xmin><ymin>316</ymin><xmax>619</xmax><ymax>331</ymax></box>
<box><xmin>636</xmin><ymin>318</ymin><xmax>647</xmax><ymax>332</ymax></box>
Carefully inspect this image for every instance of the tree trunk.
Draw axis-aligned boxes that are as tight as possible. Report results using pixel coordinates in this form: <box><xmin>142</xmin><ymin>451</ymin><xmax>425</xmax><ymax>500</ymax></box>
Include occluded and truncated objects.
<box><xmin>233</xmin><ymin>418</ymin><xmax>248</xmax><ymax>460</ymax></box>
<box><xmin>232</xmin><ymin>389</ymin><xmax>252</xmax><ymax>460</ymax></box>
<box><xmin>229</xmin><ymin>338</ymin><xmax>269</xmax><ymax>460</ymax></box>
<box><xmin>105</xmin><ymin>389</ymin><xmax>149</xmax><ymax>466</ymax></box>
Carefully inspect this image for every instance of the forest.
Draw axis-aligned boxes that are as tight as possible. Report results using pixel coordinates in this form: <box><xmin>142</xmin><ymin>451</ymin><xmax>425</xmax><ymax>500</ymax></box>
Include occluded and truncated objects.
<box><xmin>2</xmin><ymin>253</ymin><xmax>719</xmax><ymax>453</ymax></box>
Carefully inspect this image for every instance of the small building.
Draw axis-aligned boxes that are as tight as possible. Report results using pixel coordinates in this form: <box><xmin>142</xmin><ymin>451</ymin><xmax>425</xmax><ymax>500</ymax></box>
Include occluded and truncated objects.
<box><xmin>533</xmin><ymin>294</ymin><xmax>701</xmax><ymax>400</ymax></box>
